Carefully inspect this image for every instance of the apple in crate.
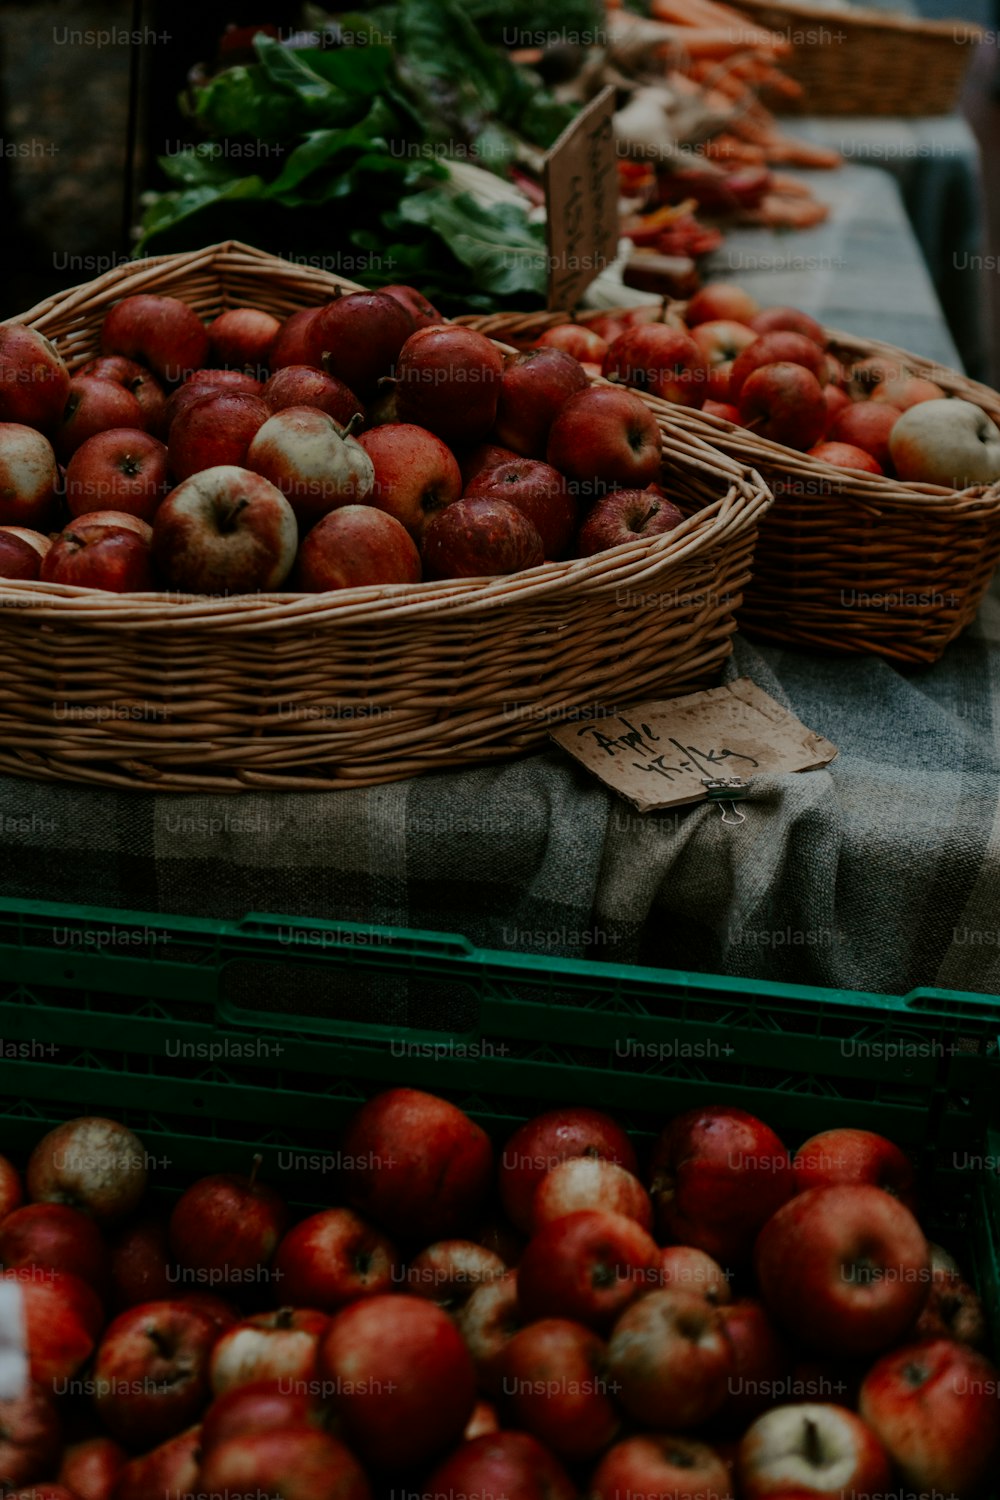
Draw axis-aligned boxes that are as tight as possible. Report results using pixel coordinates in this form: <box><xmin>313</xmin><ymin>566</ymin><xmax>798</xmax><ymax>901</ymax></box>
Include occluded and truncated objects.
<box><xmin>533</xmin><ymin>1157</ymin><xmax>652</xmax><ymax>1231</ymax></box>
<box><xmin>464</xmin><ymin>459</ymin><xmax>577</xmax><ymax>560</ymax></box>
<box><xmin>422</xmin><ymin>495</ymin><xmax>543</xmax><ymax>580</ymax></box>
<box><xmin>808</xmin><ymin>441</ymin><xmax>883</xmax><ymax>475</ymax></box>
<box><xmin>547</xmin><ymin>387</ymin><xmax>661</xmax><ymax>493</ymax></box>
<box><xmin>458</xmin><ymin>442</ymin><xmax>521</xmax><ymax>487</ymax></box>
<box><xmin>66</xmin><ymin>428</ymin><xmax>169</xmax><ymax>522</ymax></box>
<box><xmin>101</xmin><ymin>294</ymin><xmax>209</xmax><ymax>385</ymax></box>
<box><xmin>728</xmin><ymin>332</ymin><xmax>828</xmax><ymax>399</ymax></box>
<box><xmin>738</xmin><ymin>364</ymin><xmax>827</xmax><ymax>450</ymax></box>
<box><xmin>56</xmin><ymin>1436</ymin><xmax>125</xmax><ymax>1500</ymax></box>
<box><xmin>915</xmin><ymin>1242</ymin><xmax>986</xmax><ymax>1346</ymax></box>
<box><xmin>498</xmin><ymin>1318</ymin><xmax>621</xmax><ymax>1461</ymax></box>
<box><xmin>657</xmin><ymin>1245</ymin><xmax>732</xmax><ymax>1303</ymax></box>
<box><xmin>78</xmin><ymin>355</ymin><xmax>167</xmax><ymax>436</ymax></box>
<box><xmin>0</xmin><ymin>1154</ymin><xmax>23</xmax><ymax>1220</ymax></box>
<box><xmin>0</xmin><ymin>1202</ymin><xmax>108</xmax><ymax>1291</ymax></box>
<box><xmin>93</xmin><ymin>1299</ymin><xmax>219</xmax><ymax>1446</ymax></box>
<box><xmin>41</xmin><ymin>523</ymin><xmax>154</xmax><ymax>592</ymax></box>
<box><xmin>592</xmin><ymin>1435</ymin><xmax>733</xmax><ymax>1500</ymax></box>
<box><xmin>268</xmin><ymin>307</ymin><xmax>323</xmax><ymax>371</ymax></box>
<box><xmin>607</xmin><ymin>1288</ymin><xmax>733</xmax><ymax>1429</ymax></box>
<box><xmin>200</xmin><ymin>1427</ymin><xmax>371</xmax><ymax>1500</ymax></box>
<box><xmin>3</xmin><ymin>1267</ymin><xmax>104</xmax><ymax>1385</ymax></box>
<box><xmin>602</xmin><ymin>325</ymin><xmax>709</xmax><ymax>407</ymax></box>
<box><xmin>395</xmin><ymin>326</ymin><xmax>504</xmax><ymax>444</ymax></box>
<box><xmin>153</xmin><ymin>467</ymin><xmax>298</xmax><ymax>594</ymax></box>
<box><xmin>427</xmin><ymin>1431</ymin><xmax>576</xmax><ymax>1500</ymax></box>
<box><xmin>169</xmin><ymin>1160</ymin><xmax>288</xmax><ymax>1281</ymax></box>
<box><xmin>516</xmin><ymin>1209</ymin><xmax>657</xmax><ymax>1331</ymax></box>
<box><xmin>0</xmin><ymin>326</ymin><xmax>71</xmax><ymax>431</ymax></box>
<box><xmin>273</xmin><ymin>1207</ymin><xmax>400</xmax><ymax>1312</ymax></box>
<box><xmin>56</xmin><ymin>376</ymin><xmax>146</xmax><ymax>461</ymax></box>
<box><xmin>297</xmin><ymin>506</ymin><xmax>421</xmax><ymax>592</ymax></box>
<box><xmin>714</xmin><ymin>1298</ymin><xmax>791</xmax><ymax>1428</ymax></box>
<box><xmin>535</xmin><ymin>323</ymin><xmax>609</xmax><ymax>363</ymax></box>
<box><xmin>312</xmin><ymin>290</ymin><xmax>414</xmax><ymax>396</ymax></box>
<box><xmin>750</xmin><ymin>305</ymin><xmax>825</xmax><ymax>343</ymax></box>
<box><xmin>890</xmin><ymin>397</ymin><xmax>1000</xmax><ymax>486</ymax></box>
<box><xmin>0</xmin><ymin>529</ymin><xmax>47</xmax><ymax>580</ymax></box>
<box><xmin>247</xmin><ymin>407</ymin><xmax>374</xmax><ymax>526</ymax></box>
<box><xmin>494</xmin><ymin>347</ymin><xmax>588</xmax><ymax>458</ymax></box>
<box><xmin>108</xmin><ymin>1214</ymin><xmax>173</xmax><ymax>1310</ymax></box>
<box><xmin>793</xmin><ymin>1127</ymin><xmax>916</xmax><ymax>1207</ymax></box>
<box><xmin>686</xmin><ymin>283</ymin><xmax>760</xmax><ymax>327</ymax></box>
<box><xmin>738</xmin><ymin>1403</ymin><xmax>892</xmax><ymax>1499</ymax></box>
<box><xmin>691</xmin><ymin>320</ymin><xmax>759</xmax><ymax>401</ymax></box>
<box><xmin>405</xmin><ymin>1240</ymin><xmax>508</xmax><ymax>1311</ymax></box>
<box><xmin>207</xmin><ymin>308</ymin><xmax>281</xmax><ymax>370</ymax></box>
<box><xmin>359</xmin><ymin>422</ymin><xmax>462</xmax><ymax>542</ymax></box>
<box><xmin>262</xmin><ymin>366</ymin><xmax>364</xmax><ymax>426</ymax></box>
<box><xmin>499</xmin><ymin>1107</ymin><xmax>637</xmax><ymax>1234</ymax></box>
<box><xmin>380</xmin><ymin>284</ymin><xmax>444</xmax><ymax>328</ymax></box>
<box><xmin>577</xmin><ymin>485</ymin><xmax>683</xmax><ymax>557</ymax></box>
<box><xmin>828</xmin><ymin>402</ymin><xmax>901</xmax><ymax>471</ymax></box>
<box><xmin>27</xmin><ymin>1117</ymin><xmax>148</xmax><ymax>1222</ymax></box>
<box><xmin>111</xmin><ymin>1425</ymin><xmax>202</xmax><ymax>1500</ymax></box>
<box><xmin>0</xmin><ymin>424</ymin><xmax>59</xmax><ymax>529</ymax></box>
<box><xmin>0</xmin><ymin>1383</ymin><xmax>62</xmax><ymax>1490</ymax></box>
<box><xmin>456</xmin><ymin>1271</ymin><xmax>522</xmax><ymax>1394</ymax></box>
<box><xmin>168</xmin><ymin>391</ymin><xmax>270</xmax><ymax>480</ymax></box>
<box><xmin>201</xmin><ymin>1380</ymin><xmax>324</xmax><ymax>1452</ymax></box>
<box><xmin>210</xmin><ymin>1308</ymin><xmax>329</xmax><ymax>1396</ymax></box>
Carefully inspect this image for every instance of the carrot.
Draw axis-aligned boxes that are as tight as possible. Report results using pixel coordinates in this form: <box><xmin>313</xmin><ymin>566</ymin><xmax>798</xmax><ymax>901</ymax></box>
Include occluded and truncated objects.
<box><xmin>764</xmin><ymin>137</ymin><xmax>844</xmax><ymax>168</ymax></box>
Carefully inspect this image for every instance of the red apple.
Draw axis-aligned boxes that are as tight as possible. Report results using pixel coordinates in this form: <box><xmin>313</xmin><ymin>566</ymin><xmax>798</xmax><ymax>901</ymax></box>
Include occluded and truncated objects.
<box><xmin>180</xmin><ymin>1292</ymin><xmax>240</xmax><ymax>1335</ymax></box>
<box><xmin>577</xmin><ymin>484</ymin><xmax>683</xmax><ymax>557</ymax></box>
<box><xmin>163</xmin><ymin>371</ymin><xmax>262</xmax><ymax>431</ymax></box>
<box><xmin>729</xmin><ymin>333</ymin><xmax>828</xmax><ymax>400</ymax></box>
<box><xmin>500</xmin><ymin>1108</ymin><xmax>638</xmax><ymax>1234</ymax></box>
<box><xmin>199</xmin><ymin>1426</ymin><xmax>370</xmax><ymax>1500</ymax></box>
<box><xmin>321</xmin><ymin>1294</ymin><xmax>476</xmax><ymax>1470</ymax></box>
<box><xmin>0</xmin><ymin>530</ymin><xmax>45</xmax><ymax>580</ymax></box>
<box><xmin>107</xmin><ymin>1216</ymin><xmax>172</xmax><ymax>1312</ymax></box>
<box><xmin>394</xmin><ymin>326</ymin><xmax>504</xmax><ymax>444</ymax></box>
<box><xmin>262</xmin><ymin>366</ymin><xmax>364</xmax><ymax>426</ymax></box>
<box><xmin>494</xmin><ymin>347</ymin><xmax>589</xmax><ymax>458</ymax></box>
<box><xmin>421</xmin><ymin>495</ymin><xmax>543</xmax><ymax>579</ymax></box>
<box><xmin>657</xmin><ymin>1245</ymin><xmax>732</xmax><ymax>1304</ymax></box>
<box><xmin>268</xmin><ymin>308</ymin><xmax>323</xmax><ymax>371</ymax></box>
<box><xmin>755</xmin><ymin>1184</ymin><xmax>930</xmax><ymax>1357</ymax></box>
<box><xmin>750</xmin><ymin>306</ymin><xmax>825</xmax><ymax>343</ymax></box>
<box><xmin>93</xmin><ymin>1299</ymin><xmax>218</xmax><ymax>1447</ymax></box>
<box><xmin>200</xmin><ymin>1379</ymin><xmax>324</xmax><ymax>1452</ymax></box>
<box><xmin>7</xmin><ymin>1486</ymin><xmax>78</xmax><ymax>1500</ymax></box>
<box><xmin>608</xmin><ymin>1288</ymin><xmax>733</xmax><ymax>1429</ymax></box>
<box><xmin>405</xmin><ymin>1240</ymin><xmax>507</xmax><ymax>1311</ymax></box>
<box><xmin>56</xmin><ymin>377</ymin><xmax>145</xmax><ymax>461</ymax></box>
<box><xmin>533</xmin><ymin>1157</ymin><xmax>652</xmax><ymax>1232</ymax></box>
<box><xmin>0</xmin><ymin>1156</ymin><xmax>24</xmax><ymax>1221</ymax></box>
<box><xmin>464</xmin><ymin>458</ymin><xmax>577</xmax><ymax>559</ymax></box>
<box><xmin>69</xmin><ymin>512</ymin><xmax>152</xmax><ymax>545</ymax></box>
<box><xmin>859</xmin><ymin>1338</ymin><xmax>1000</xmax><ymax>1495</ymax></box>
<box><xmin>738</xmin><ymin>363</ymin><xmax>827</xmax><ymax>449</ymax></box>
<box><xmin>714</xmin><ymin>1298</ymin><xmax>791</xmax><ymax>1428</ymax></box>
<box><xmin>358</xmin><ymin>422</ymin><xmax>462</xmax><ymax>542</ymax></box>
<box><xmin>535</xmin><ymin>323</ymin><xmax>609</xmax><ymax>363</ymax></box>
<box><xmin>339</xmin><ymin>1088</ymin><xmax>493</xmax><ymax>1242</ymax></box>
<box><xmin>427</xmin><ymin>1431</ymin><xmax>576</xmax><ymax>1500</ymax></box>
<box><xmin>56</xmin><ymin>1437</ymin><xmax>125</xmax><ymax>1500</ymax></box>
<box><xmin>0</xmin><ymin>424</ymin><xmax>59</xmax><ymax>527</ymax></box>
<box><xmin>650</xmin><ymin>1106</ymin><xmax>794</xmax><ymax>1264</ymax></box>
<box><xmin>593</xmin><ymin>1435</ymin><xmax>734</xmax><ymax>1500</ymax></box>
<box><xmin>100</xmin><ymin>295</ymin><xmax>209</xmax><ymax>385</ymax></box>
<box><xmin>464</xmin><ymin>1399</ymin><xmax>500</xmax><ymax>1440</ymax></box>
<box><xmin>380</xmin><ymin>284</ymin><xmax>444</xmax><ymax>328</ymax></box>
<box><xmin>152</xmin><ymin>466</ymin><xmax>298</xmax><ymax>594</ymax></box>
<box><xmin>870</xmin><ymin>374</ymin><xmax>945</xmax><ymax>410</ymax></box>
<box><xmin>0</xmin><ymin>1383</ymin><xmax>62</xmax><ymax>1489</ymax></box>
<box><xmin>0</xmin><ymin>1203</ymin><xmax>108</xmax><ymax>1292</ymax></box>
<box><xmin>547</xmin><ymin>387</ymin><xmax>661</xmax><ymax>494</ymax></box>
<box><xmin>4</xmin><ymin>1268</ymin><xmax>103</xmax><ymax>1386</ymax></box>
<box><xmin>691</xmin><ymin>320</ymin><xmax>760</xmax><ymax>400</ymax></box>
<box><xmin>169</xmin><ymin>1162</ymin><xmax>288</xmax><ymax>1286</ymax></box>
<box><xmin>517</xmin><ymin>1210</ymin><xmax>657</xmax><ymax>1331</ymax></box>
<box><xmin>168</xmin><ymin>391</ymin><xmax>270</xmax><ymax>481</ymax></box>
<box><xmin>312</xmin><ymin>291</ymin><xmax>413</xmax><ymax>396</ymax></box>
<box><xmin>848</xmin><ymin>353</ymin><xmax>911</xmax><ymax>396</ymax></box>
<box><xmin>27</xmin><ymin>1119</ymin><xmax>148</xmax><ymax>1223</ymax></box>
<box><xmin>703</xmin><ymin>399</ymin><xmax>741</xmax><ymax>422</ymax></box>
<box><xmin>827</xmin><ymin>403</ymin><xmax>901</xmax><ymax>470</ymax></box>
<box><xmin>793</xmin><ymin>1128</ymin><xmax>916</xmax><ymax>1208</ymax></box>
<box><xmin>0</xmin><ymin>326</ymin><xmax>71</xmax><ymax>431</ymax></box>
<box><xmin>272</xmin><ymin>1208</ymin><xmax>399</xmax><ymax>1313</ymax></box>
<box><xmin>588</xmin><ymin>313</ymin><xmax>628</xmax><ymax>343</ymax></box>
<box><xmin>686</xmin><ymin>284</ymin><xmax>760</xmax><ymax>327</ymax></box>
<box><xmin>602</xmin><ymin>325</ymin><xmax>709</xmax><ymax>407</ymax></box>
<box><xmin>822</xmin><ymin>383</ymin><xmax>851</xmax><ymax>427</ymax></box>
<box><xmin>457</xmin><ymin>442</ymin><xmax>522</xmax><ymax>487</ymax></box>
<box><xmin>66</xmin><ymin>429</ymin><xmax>169</xmax><ymax>521</ymax></box>
<box><xmin>807</xmin><ymin>441</ymin><xmax>883</xmax><ymax>475</ymax></box>
<box><xmin>77</xmin><ymin>356</ymin><xmax>166</xmax><ymax>437</ymax></box>
<box><xmin>208</xmin><ymin>308</ymin><xmax>281</xmax><ymax>371</ymax></box>
<box><xmin>41</xmin><ymin>524</ymin><xmax>153</xmax><ymax>592</ymax></box>
<box><xmin>111</xmin><ymin>1425</ymin><xmax>201</xmax><ymax>1500</ymax></box>
<box><xmin>247</xmin><ymin>406</ymin><xmax>374</xmax><ymax>525</ymax></box>
<box><xmin>498</xmin><ymin>1317</ymin><xmax>620</xmax><ymax>1461</ymax></box>
<box><xmin>456</xmin><ymin>1271</ymin><xmax>522</xmax><ymax>1394</ymax></box>
<box><xmin>297</xmin><ymin>505</ymin><xmax>421</xmax><ymax>592</ymax></box>
<box><xmin>914</xmin><ymin>1243</ymin><xmax>986</xmax><ymax>1346</ymax></box>
<box><xmin>210</xmin><ymin>1307</ymin><xmax>328</xmax><ymax>1396</ymax></box>
<box><xmin>738</xmin><ymin>1402</ymin><xmax>892</xmax><ymax>1499</ymax></box>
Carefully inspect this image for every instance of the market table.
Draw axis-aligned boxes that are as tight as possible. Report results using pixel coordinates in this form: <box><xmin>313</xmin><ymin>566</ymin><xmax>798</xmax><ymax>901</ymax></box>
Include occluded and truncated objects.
<box><xmin>3</xmin><ymin>162</ymin><xmax>1000</xmax><ymax>1000</ymax></box>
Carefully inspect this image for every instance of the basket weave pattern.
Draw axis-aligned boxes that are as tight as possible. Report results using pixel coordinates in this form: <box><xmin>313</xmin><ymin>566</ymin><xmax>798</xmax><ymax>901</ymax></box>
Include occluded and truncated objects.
<box><xmin>0</xmin><ymin>243</ymin><xmax>771</xmax><ymax>792</ymax></box>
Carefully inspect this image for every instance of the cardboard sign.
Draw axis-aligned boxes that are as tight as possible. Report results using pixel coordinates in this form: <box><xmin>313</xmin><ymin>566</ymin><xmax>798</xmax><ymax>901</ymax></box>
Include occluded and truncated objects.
<box><xmin>550</xmin><ymin>679</ymin><xmax>838</xmax><ymax>813</ymax></box>
<box><xmin>543</xmin><ymin>86</ymin><xmax>618</xmax><ymax>311</ymax></box>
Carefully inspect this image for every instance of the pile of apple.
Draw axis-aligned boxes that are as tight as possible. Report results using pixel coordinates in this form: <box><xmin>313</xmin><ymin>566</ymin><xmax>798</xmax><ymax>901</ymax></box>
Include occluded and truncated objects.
<box><xmin>0</xmin><ymin>1096</ymin><xmax>997</xmax><ymax>1500</ymax></box>
<box><xmin>0</xmin><ymin>289</ymin><xmax>687</xmax><ymax>596</ymax></box>
<box><xmin>538</xmin><ymin>283</ymin><xmax>1000</xmax><ymax>490</ymax></box>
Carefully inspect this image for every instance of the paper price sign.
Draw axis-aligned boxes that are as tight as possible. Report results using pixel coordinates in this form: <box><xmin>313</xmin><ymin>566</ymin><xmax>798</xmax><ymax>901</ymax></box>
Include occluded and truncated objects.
<box><xmin>543</xmin><ymin>85</ymin><xmax>618</xmax><ymax>312</ymax></box>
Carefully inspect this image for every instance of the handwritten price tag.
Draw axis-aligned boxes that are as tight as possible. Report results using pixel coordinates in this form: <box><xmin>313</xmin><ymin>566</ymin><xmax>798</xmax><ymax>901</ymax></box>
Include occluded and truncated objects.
<box><xmin>549</xmin><ymin>678</ymin><xmax>837</xmax><ymax>813</ymax></box>
<box><xmin>543</xmin><ymin>86</ymin><xmax>618</xmax><ymax>312</ymax></box>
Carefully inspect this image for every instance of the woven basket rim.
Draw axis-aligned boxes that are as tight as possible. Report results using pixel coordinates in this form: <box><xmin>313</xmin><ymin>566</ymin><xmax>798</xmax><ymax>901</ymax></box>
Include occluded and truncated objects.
<box><xmin>735</xmin><ymin>0</ymin><xmax>982</xmax><ymax>39</ymax></box>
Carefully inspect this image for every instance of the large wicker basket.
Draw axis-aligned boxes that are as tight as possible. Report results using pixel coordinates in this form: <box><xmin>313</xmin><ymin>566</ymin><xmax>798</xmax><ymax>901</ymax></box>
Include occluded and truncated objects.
<box><xmin>461</xmin><ymin>306</ymin><xmax>1000</xmax><ymax>666</ymax></box>
<box><xmin>0</xmin><ymin>243</ymin><xmax>771</xmax><ymax>793</ymax></box>
<box><xmin>735</xmin><ymin>0</ymin><xmax>981</xmax><ymax>116</ymax></box>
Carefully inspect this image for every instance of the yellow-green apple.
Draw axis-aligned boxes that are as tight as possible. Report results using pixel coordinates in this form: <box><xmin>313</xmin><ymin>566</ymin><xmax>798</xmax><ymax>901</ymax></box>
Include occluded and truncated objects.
<box><xmin>268</xmin><ymin>307</ymin><xmax>324</xmax><ymax>371</ymax></box>
<box><xmin>494</xmin><ymin>347</ymin><xmax>589</xmax><ymax>457</ymax></box>
<box><xmin>209</xmin><ymin>1308</ymin><xmax>329</xmax><ymax>1396</ymax></box>
<box><xmin>56</xmin><ymin>377</ymin><xmax>146</xmax><ymax>461</ymax></box>
<box><xmin>828</xmin><ymin>402</ymin><xmax>901</xmax><ymax>471</ymax></box>
<box><xmin>421</xmin><ymin>495</ymin><xmax>543</xmax><ymax>579</ymax></box>
<box><xmin>464</xmin><ymin>459</ymin><xmax>577</xmax><ymax>559</ymax></box>
<box><xmin>792</xmin><ymin>1128</ymin><xmax>916</xmax><ymax>1208</ymax></box>
<box><xmin>464</xmin><ymin>1399</ymin><xmax>500</xmax><ymax>1440</ymax></box>
<box><xmin>247</xmin><ymin>407</ymin><xmax>374</xmax><ymax>525</ymax></box>
<box><xmin>859</xmin><ymin>1338</ymin><xmax>1000</xmax><ymax>1494</ymax></box>
<box><xmin>650</xmin><ymin>1106</ymin><xmax>794</xmax><ymax>1264</ymax></box>
<box><xmin>607</xmin><ymin>1288</ymin><xmax>733</xmax><ymax>1429</ymax></box>
<box><xmin>738</xmin><ymin>364</ymin><xmax>827</xmax><ymax>449</ymax></box>
<box><xmin>168</xmin><ymin>1162</ymin><xmax>288</xmax><ymax>1284</ymax></box>
<box><xmin>0</xmin><ymin>1203</ymin><xmax>108</xmax><ymax>1292</ymax></box>
<box><xmin>66</xmin><ymin>429</ymin><xmax>169</xmax><ymax>521</ymax></box>
<box><xmin>755</xmin><ymin>1184</ymin><xmax>930</xmax><ymax>1356</ymax></box>
<box><xmin>200</xmin><ymin>1380</ymin><xmax>324</xmax><ymax>1453</ymax></box>
<box><xmin>0</xmin><ymin>1155</ymin><xmax>24</xmax><ymax>1220</ymax></box>
<box><xmin>0</xmin><ymin>1383</ymin><xmax>62</xmax><ymax>1489</ymax></box>
<box><xmin>427</xmin><ymin>1431</ymin><xmax>576</xmax><ymax>1500</ymax></box>
<box><xmin>535</xmin><ymin>323</ymin><xmax>609</xmax><ymax>363</ymax></box>
<box><xmin>404</xmin><ymin>1240</ymin><xmax>507</xmax><ymax>1311</ymax></box>
<box><xmin>339</xmin><ymin>1088</ymin><xmax>493</xmax><ymax>1241</ymax></box>
<box><xmin>577</xmin><ymin>485</ymin><xmax>683</xmax><ymax>557</ymax></box>
<box><xmin>456</xmin><ymin>1270</ymin><xmax>522</xmax><ymax>1394</ymax></box>
<box><xmin>110</xmin><ymin>1425</ymin><xmax>201</xmax><ymax>1500</ymax></box>
<box><xmin>533</xmin><ymin>1157</ymin><xmax>652</xmax><ymax>1232</ymax></box>
<box><xmin>729</xmin><ymin>333</ymin><xmax>827</xmax><ymax>400</ymax></box>
<box><xmin>107</xmin><ymin>1216</ymin><xmax>172</xmax><ymax>1312</ymax></box>
<box><xmin>691</xmin><ymin>320</ymin><xmax>759</xmax><ymax>400</ymax></box>
<box><xmin>168</xmin><ymin>391</ymin><xmax>270</xmax><ymax>481</ymax></box>
<box><xmin>358</xmin><ymin>422</ymin><xmax>462</xmax><ymax>542</ymax></box>
<box><xmin>207</xmin><ymin>308</ymin><xmax>281</xmax><ymax>371</ymax></box>
<box><xmin>807</xmin><ymin>441</ymin><xmax>883</xmax><ymax>475</ymax></box>
<box><xmin>152</xmin><ymin>467</ymin><xmax>298</xmax><ymax>594</ymax></box>
<box><xmin>500</xmin><ymin>1108</ymin><xmax>638</xmax><ymax>1234</ymax></box>
<box><xmin>0</xmin><ymin>327</ymin><xmax>71</xmax><ymax>431</ymax></box>
<box><xmin>914</xmin><ymin>1243</ymin><xmax>986</xmax><ymax>1346</ymax></box>
<box><xmin>0</xmin><ymin>529</ymin><xmax>46</xmax><ymax>579</ymax></box>
<box><xmin>602</xmin><ymin>325</ymin><xmax>709</xmax><ymax>407</ymax></box>
<box><xmin>394</xmin><ymin>326</ymin><xmax>504</xmax><ymax>444</ymax></box>
<box><xmin>547</xmin><ymin>386</ymin><xmax>661</xmax><ymax>494</ymax></box>
<box><xmin>592</xmin><ymin>1435</ymin><xmax>734</xmax><ymax>1500</ymax></box>
<box><xmin>313</xmin><ymin>291</ymin><xmax>413</xmax><ymax>395</ymax></box>
<box><xmin>3</xmin><ymin>1267</ymin><xmax>103</xmax><ymax>1386</ymax></box>
<box><xmin>458</xmin><ymin>441</ymin><xmax>521</xmax><ymax>487</ymax></box>
<box><xmin>738</xmin><ymin>1403</ymin><xmax>892</xmax><ymax>1499</ymax></box>
<box><xmin>297</xmin><ymin>505</ymin><xmax>421</xmax><ymax>592</ymax></box>
<box><xmin>321</xmin><ymin>1294</ymin><xmax>476</xmax><ymax>1470</ymax></box>
<box><xmin>870</xmin><ymin>375</ymin><xmax>945</xmax><ymax>410</ymax></box>
<box><xmin>497</xmin><ymin>1317</ymin><xmax>620</xmax><ymax>1460</ymax></box>
<box><xmin>70</xmin><ymin>512</ymin><xmax>152</xmax><ymax>544</ymax></box>
<box><xmin>890</xmin><ymin>397</ymin><xmax>1000</xmax><ymax>486</ymax></box>
<box><xmin>78</xmin><ymin>356</ymin><xmax>166</xmax><ymax>437</ymax></box>
<box><xmin>0</xmin><ymin>424</ymin><xmax>58</xmax><ymax>528</ymax></box>
<box><xmin>100</xmin><ymin>295</ymin><xmax>209</xmax><ymax>385</ymax></box>
<box><xmin>272</xmin><ymin>1208</ymin><xmax>399</xmax><ymax>1313</ymax></box>
<box><xmin>516</xmin><ymin>1209</ymin><xmax>657</xmax><ymax>1330</ymax></box>
<box><xmin>380</xmin><ymin>284</ymin><xmax>444</xmax><ymax>328</ymax></box>
<box><xmin>56</xmin><ymin>1436</ymin><xmax>125</xmax><ymax>1500</ymax></box>
<box><xmin>41</xmin><ymin>523</ymin><xmax>154</xmax><ymax>592</ymax></box>
<box><xmin>262</xmin><ymin>366</ymin><xmax>364</xmax><ymax>427</ymax></box>
<box><xmin>686</xmin><ymin>283</ymin><xmax>760</xmax><ymax>327</ymax></box>
<box><xmin>93</xmin><ymin>1299</ymin><xmax>219</xmax><ymax>1446</ymax></box>
<box><xmin>750</xmin><ymin>306</ymin><xmax>825</xmax><ymax>344</ymax></box>
<box><xmin>714</xmin><ymin>1298</ymin><xmax>791</xmax><ymax>1428</ymax></box>
<box><xmin>657</xmin><ymin>1245</ymin><xmax>732</xmax><ymax>1304</ymax></box>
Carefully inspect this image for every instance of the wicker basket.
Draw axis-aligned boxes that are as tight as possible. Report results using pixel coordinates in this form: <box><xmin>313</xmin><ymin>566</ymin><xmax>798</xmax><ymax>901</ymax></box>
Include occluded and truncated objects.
<box><xmin>0</xmin><ymin>242</ymin><xmax>771</xmax><ymax>793</ymax></box>
<box><xmin>735</xmin><ymin>0</ymin><xmax>981</xmax><ymax>116</ymax></box>
<box><xmin>462</xmin><ymin>306</ymin><xmax>1000</xmax><ymax>666</ymax></box>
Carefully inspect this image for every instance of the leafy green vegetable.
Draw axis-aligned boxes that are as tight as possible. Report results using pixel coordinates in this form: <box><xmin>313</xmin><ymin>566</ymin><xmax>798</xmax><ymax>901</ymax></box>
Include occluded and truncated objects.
<box><xmin>395</xmin><ymin>190</ymin><xmax>547</xmax><ymax>298</ymax></box>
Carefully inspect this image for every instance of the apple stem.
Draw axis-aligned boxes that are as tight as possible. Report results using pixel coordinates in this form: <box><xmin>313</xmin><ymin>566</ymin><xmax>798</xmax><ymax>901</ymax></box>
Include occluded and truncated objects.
<box><xmin>220</xmin><ymin>497</ymin><xmax>250</xmax><ymax>532</ymax></box>
<box><xmin>804</xmin><ymin>1418</ymin><xmax>823</xmax><ymax>1468</ymax></box>
<box><xmin>376</xmin><ymin>375</ymin><xmax>398</xmax><ymax>389</ymax></box>
<box><xmin>340</xmin><ymin>411</ymin><xmax>365</xmax><ymax>439</ymax></box>
<box><xmin>248</xmin><ymin>1152</ymin><xmax>262</xmax><ymax>1190</ymax></box>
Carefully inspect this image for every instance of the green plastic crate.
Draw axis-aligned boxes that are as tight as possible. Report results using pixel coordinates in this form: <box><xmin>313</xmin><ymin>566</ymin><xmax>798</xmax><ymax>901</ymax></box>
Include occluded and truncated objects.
<box><xmin>1</xmin><ymin>895</ymin><xmax>999</xmax><ymax>1344</ymax></box>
